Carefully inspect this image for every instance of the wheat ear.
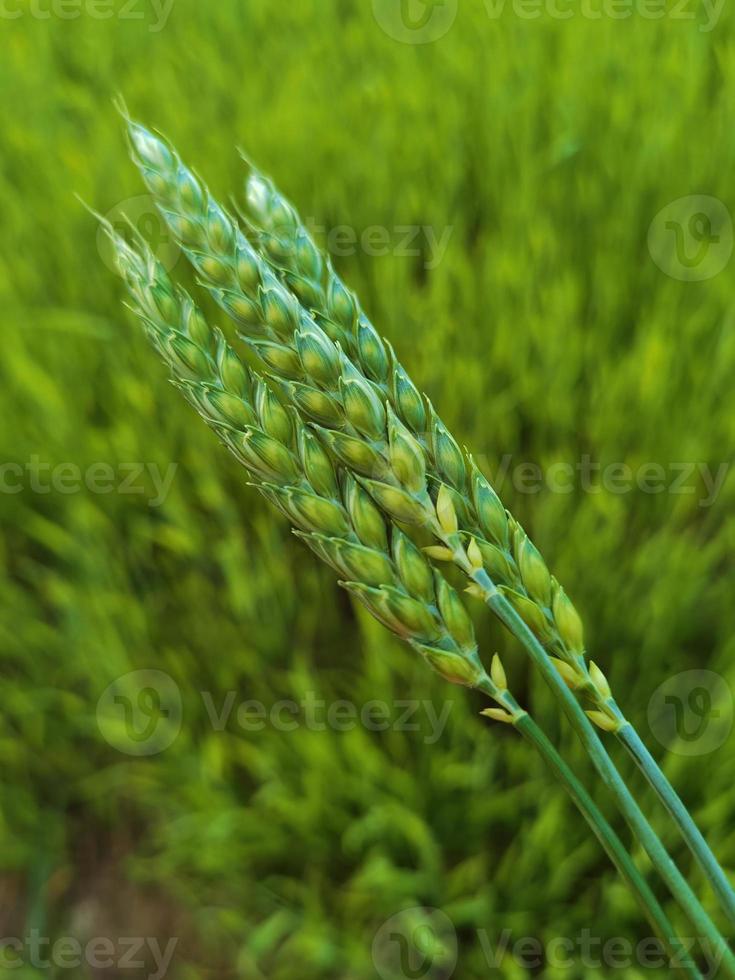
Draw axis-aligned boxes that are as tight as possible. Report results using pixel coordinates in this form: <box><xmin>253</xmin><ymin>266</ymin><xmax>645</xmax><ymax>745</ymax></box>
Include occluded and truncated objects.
<box><xmin>106</xmin><ymin>228</ymin><xmax>700</xmax><ymax>976</ymax></box>
<box><xmin>119</xmin><ymin>119</ymin><xmax>735</xmax><ymax>966</ymax></box>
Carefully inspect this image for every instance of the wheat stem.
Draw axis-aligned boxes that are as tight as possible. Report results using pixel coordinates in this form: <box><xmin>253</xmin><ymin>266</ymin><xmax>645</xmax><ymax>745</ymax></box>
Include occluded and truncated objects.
<box><xmin>472</xmin><ymin>568</ymin><xmax>735</xmax><ymax>978</ymax></box>
<box><xmin>502</xmin><ymin>704</ymin><xmax>703</xmax><ymax>979</ymax></box>
<box><xmin>613</xmin><ymin>709</ymin><xmax>735</xmax><ymax>927</ymax></box>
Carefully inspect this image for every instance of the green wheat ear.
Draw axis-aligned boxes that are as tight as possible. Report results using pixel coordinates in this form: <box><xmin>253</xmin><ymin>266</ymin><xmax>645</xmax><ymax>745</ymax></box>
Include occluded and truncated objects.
<box><xmin>105</xmin><ymin>220</ymin><xmax>531</xmax><ymax>716</ymax></box>
<box><xmin>122</xmin><ymin>117</ymin><xmax>611</xmax><ymax>709</ymax></box>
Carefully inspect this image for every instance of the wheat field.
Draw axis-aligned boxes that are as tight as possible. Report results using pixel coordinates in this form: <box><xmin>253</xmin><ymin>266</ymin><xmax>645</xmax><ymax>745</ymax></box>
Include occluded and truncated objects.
<box><xmin>1</xmin><ymin>2</ymin><xmax>735</xmax><ymax>977</ymax></box>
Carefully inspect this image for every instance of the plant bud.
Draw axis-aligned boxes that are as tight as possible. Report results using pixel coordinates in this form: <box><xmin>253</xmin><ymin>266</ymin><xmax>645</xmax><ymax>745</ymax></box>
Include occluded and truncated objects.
<box><xmin>549</xmin><ymin>657</ymin><xmax>582</xmax><ymax>690</ymax></box>
<box><xmin>517</xmin><ymin>534</ymin><xmax>552</xmax><ymax>608</ymax></box>
<box><xmin>163</xmin><ymin>210</ymin><xmax>204</xmax><ymax>245</ymax></box>
<box><xmin>150</xmin><ymin>282</ymin><xmax>178</xmax><ymax>323</ymax></box>
<box><xmin>291</xmin><ymin>383</ymin><xmax>344</xmax><ymax>427</ymax></box>
<box><xmin>481</xmin><ymin>708</ymin><xmax>514</xmax><ymax>724</ymax></box>
<box><xmin>335</xmin><ymin>540</ymin><xmax>395</xmax><ymax>589</ymax></box>
<box><xmin>499</xmin><ymin>587</ymin><xmax>555</xmax><ymax>645</ymax></box>
<box><xmin>552</xmin><ymin>587</ymin><xmax>585</xmax><ymax>655</ymax></box>
<box><xmin>471</xmin><ymin>463</ymin><xmax>509</xmax><ymax>548</ymax></box>
<box><xmin>236</xmin><ymin>245</ymin><xmax>261</xmax><ymax>291</ymax></box>
<box><xmin>475</xmin><ymin>540</ymin><xmax>516</xmax><ymax>587</ymax></box>
<box><xmin>388</xmin><ymin>409</ymin><xmax>426</xmax><ymax>493</ymax></box>
<box><xmin>289</xmin><ymin>489</ymin><xmax>351</xmax><ymax>536</ymax></box>
<box><xmin>182</xmin><ymin>300</ymin><xmax>212</xmax><ymax>352</ymax></box>
<box><xmin>416</xmin><ymin>645</ymin><xmax>483</xmax><ymax>687</ymax></box>
<box><xmin>207</xmin><ymin>203</ymin><xmax>235</xmax><ymax>254</ymax></box>
<box><xmin>242</xmin><ymin>429</ymin><xmax>299</xmax><ymax>483</ymax></box>
<box><xmin>589</xmin><ymin>662</ymin><xmax>612</xmax><ymax>701</ymax></box>
<box><xmin>312</xmin><ymin>311</ymin><xmax>347</xmax><ymax>347</ymax></box>
<box><xmin>255</xmin><ymin>381</ymin><xmax>292</xmax><ymax>445</ymax></box>
<box><xmin>343</xmin><ymin>474</ymin><xmax>388</xmax><ymax>552</ymax></box>
<box><xmin>316</xmin><ymin>428</ymin><xmax>386</xmax><ymax>478</ymax></box>
<box><xmin>218</xmin><ymin>289</ymin><xmax>262</xmax><ymax>328</ymax></box>
<box><xmin>586</xmin><ymin>711</ymin><xmax>620</xmax><ymax>733</ymax></box>
<box><xmin>430</xmin><ymin>408</ymin><xmax>466</xmax><ymax>490</ymax></box>
<box><xmin>435</xmin><ymin>574</ymin><xmax>475</xmax><ymax>650</ymax></box>
<box><xmin>270</xmin><ymin>196</ymin><xmax>298</xmax><ymax>233</ymax></box>
<box><xmin>298</xmin><ymin>428</ymin><xmax>338</xmax><ymax>499</ymax></box>
<box><xmin>341</xmin><ymin>376</ymin><xmax>386</xmax><ymax>439</ymax></box>
<box><xmin>189</xmin><ymin>250</ymin><xmax>232</xmax><ymax>285</ymax></box>
<box><xmin>383</xmin><ymin>588</ymin><xmax>440</xmax><ymax>641</ymax></box>
<box><xmin>295</xmin><ymin>230</ymin><xmax>323</xmax><ymax>282</ymax></box>
<box><xmin>260</xmin><ymin>286</ymin><xmax>299</xmax><ymax>339</ymax></box>
<box><xmin>166</xmin><ymin>333</ymin><xmax>210</xmax><ymax>378</ymax></box>
<box><xmin>342</xmin><ymin>582</ymin><xmax>406</xmax><ymax>636</ymax></box>
<box><xmin>357</xmin><ymin>316</ymin><xmax>389</xmax><ymax>383</ymax></box>
<box><xmin>128</xmin><ymin>122</ymin><xmax>174</xmax><ymax>172</ymax></box>
<box><xmin>245</xmin><ymin>171</ymin><xmax>272</xmax><ymax>224</ymax></box>
<box><xmin>423</xmin><ymin>546</ymin><xmax>456</xmax><ymax>562</ymax></box>
<box><xmin>491</xmin><ymin>654</ymin><xmax>508</xmax><ymax>690</ymax></box>
<box><xmin>360</xmin><ymin>478</ymin><xmax>429</xmax><ymax>526</ymax></box>
<box><xmin>140</xmin><ymin>166</ymin><xmax>169</xmax><ymax>199</ymax></box>
<box><xmin>392</xmin><ymin>529</ymin><xmax>435</xmax><ymax>604</ymax></box>
<box><xmin>435</xmin><ymin>483</ymin><xmax>458</xmax><ymax>534</ymax></box>
<box><xmin>467</xmin><ymin>538</ymin><xmax>484</xmax><ymax>570</ymax></box>
<box><xmin>247</xmin><ymin>339</ymin><xmax>303</xmax><ymax>379</ymax></box>
<box><xmin>295</xmin><ymin>327</ymin><xmax>341</xmax><ymax>385</ymax></box>
<box><xmin>284</xmin><ymin>270</ymin><xmax>324</xmax><ymax>310</ymax></box>
<box><xmin>328</xmin><ymin>275</ymin><xmax>357</xmax><ymax>328</ymax></box>
<box><xmin>392</xmin><ymin>361</ymin><xmax>426</xmax><ymax>433</ymax></box>
<box><xmin>176</xmin><ymin>166</ymin><xmax>203</xmax><ymax>211</ymax></box>
<box><xmin>216</xmin><ymin>337</ymin><xmax>250</xmax><ymax>398</ymax></box>
<box><xmin>204</xmin><ymin>388</ymin><xmax>255</xmax><ymax>429</ymax></box>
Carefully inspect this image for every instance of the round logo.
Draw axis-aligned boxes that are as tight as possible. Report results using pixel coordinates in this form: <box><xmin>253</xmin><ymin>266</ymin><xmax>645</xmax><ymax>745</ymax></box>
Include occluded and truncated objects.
<box><xmin>647</xmin><ymin>195</ymin><xmax>732</xmax><ymax>282</ymax></box>
<box><xmin>97</xmin><ymin>194</ymin><xmax>180</xmax><ymax>277</ymax></box>
<box><xmin>372</xmin><ymin>0</ymin><xmax>458</xmax><ymax>44</ymax></box>
<box><xmin>372</xmin><ymin>907</ymin><xmax>457</xmax><ymax>980</ymax></box>
<box><xmin>648</xmin><ymin>670</ymin><xmax>733</xmax><ymax>757</ymax></box>
<box><xmin>97</xmin><ymin>669</ymin><xmax>183</xmax><ymax>756</ymax></box>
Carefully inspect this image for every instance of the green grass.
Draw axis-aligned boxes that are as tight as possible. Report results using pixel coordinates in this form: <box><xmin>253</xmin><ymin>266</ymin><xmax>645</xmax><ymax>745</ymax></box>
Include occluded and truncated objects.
<box><xmin>1</xmin><ymin>2</ymin><xmax>735</xmax><ymax>977</ymax></box>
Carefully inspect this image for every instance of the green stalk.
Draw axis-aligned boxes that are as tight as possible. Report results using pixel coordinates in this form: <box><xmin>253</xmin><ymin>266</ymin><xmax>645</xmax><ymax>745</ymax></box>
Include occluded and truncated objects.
<box><xmin>612</xmin><ymin>707</ymin><xmax>735</xmax><ymax>927</ymax></box>
<box><xmin>472</xmin><ymin>568</ymin><xmax>735</xmax><ymax>978</ymax></box>
<box><xmin>571</xmin><ymin>662</ymin><xmax>735</xmax><ymax>927</ymax></box>
<box><xmin>483</xmin><ymin>689</ymin><xmax>702</xmax><ymax>979</ymax></box>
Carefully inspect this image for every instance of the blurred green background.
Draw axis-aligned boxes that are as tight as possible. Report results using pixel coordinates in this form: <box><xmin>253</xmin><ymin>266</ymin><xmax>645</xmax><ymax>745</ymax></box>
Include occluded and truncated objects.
<box><xmin>2</xmin><ymin>0</ymin><xmax>735</xmax><ymax>977</ymax></box>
